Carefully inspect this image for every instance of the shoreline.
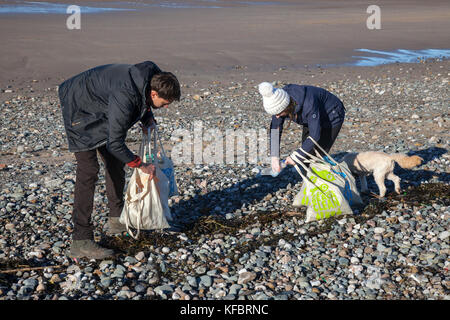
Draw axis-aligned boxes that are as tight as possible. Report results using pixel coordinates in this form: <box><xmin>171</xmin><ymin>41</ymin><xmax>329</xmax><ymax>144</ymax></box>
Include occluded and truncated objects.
<box><xmin>1</xmin><ymin>58</ymin><xmax>448</xmax><ymax>97</ymax></box>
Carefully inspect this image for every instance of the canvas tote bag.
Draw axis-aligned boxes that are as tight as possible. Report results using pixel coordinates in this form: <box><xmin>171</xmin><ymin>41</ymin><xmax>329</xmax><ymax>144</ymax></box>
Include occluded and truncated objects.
<box><xmin>119</xmin><ymin>130</ymin><xmax>172</xmax><ymax>239</ymax></box>
<box><xmin>290</xmin><ymin>137</ymin><xmax>362</xmax><ymax>223</ymax></box>
<box><xmin>292</xmin><ymin>137</ymin><xmax>363</xmax><ymax>208</ymax></box>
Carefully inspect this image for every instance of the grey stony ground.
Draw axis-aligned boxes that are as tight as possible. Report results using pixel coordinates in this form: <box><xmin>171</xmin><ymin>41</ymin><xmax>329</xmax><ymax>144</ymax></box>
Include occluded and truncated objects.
<box><xmin>0</xmin><ymin>60</ymin><xmax>449</xmax><ymax>300</ymax></box>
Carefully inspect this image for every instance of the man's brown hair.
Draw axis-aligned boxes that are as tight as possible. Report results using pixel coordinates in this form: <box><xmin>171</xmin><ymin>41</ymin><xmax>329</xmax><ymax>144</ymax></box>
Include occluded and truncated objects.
<box><xmin>150</xmin><ymin>72</ymin><xmax>181</xmax><ymax>102</ymax></box>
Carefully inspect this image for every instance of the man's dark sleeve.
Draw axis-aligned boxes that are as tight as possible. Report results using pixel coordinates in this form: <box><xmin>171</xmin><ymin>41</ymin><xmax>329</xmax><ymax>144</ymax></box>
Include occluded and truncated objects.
<box><xmin>269</xmin><ymin>115</ymin><xmax>285</xmax><ymax>158</ymax></box>
<box><xmin>107</xmin><ymin>91</ymin><xmax>140</xmax><ymax>165</ymax></box>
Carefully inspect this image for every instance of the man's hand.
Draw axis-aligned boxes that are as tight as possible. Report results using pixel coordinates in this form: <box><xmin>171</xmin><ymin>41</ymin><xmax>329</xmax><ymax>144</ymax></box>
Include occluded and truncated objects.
<box><xmin>139</xmin><ymin>163</ymin><xmax>156</xmax><ymax>180</ymax></box>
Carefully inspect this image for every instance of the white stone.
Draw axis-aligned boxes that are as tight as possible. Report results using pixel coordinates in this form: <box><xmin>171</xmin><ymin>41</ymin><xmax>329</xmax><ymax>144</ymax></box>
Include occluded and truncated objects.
<box><xmin>161</xmin><ymin>247</ymin><xmax>170</xmax><ymax>254</ymax></box>
<box><xmin>238</xmin><ymin>268</ymin><xmax>248</xmax><ymax>274</ymax></box>
<box><xmin>438</xmin><ymin>231</ymin><xmax>449</xmax><ymax>240</ymax></box>
<box><xmin>429</xmin><ymin>136</ymin><xmax>438</xmax><ymax>144</ymax></box>
<box><xmin>251</xmin><ymin>167</ymin><xmax>260</xmax><ymax>174</ymax></box>
<box><xmin>350</xmin><ymin>257</ymin><xmax>360</xmax><ymax>264</ymax></box>
<box><xmin>349</xmin><ymin>265</ymin><xmax>363</xmax><ymax>275</ymax></box>
<box><xmin>347</xmin><ymin>284</ymin><xmax>355</xmax><ymax>294</ymax></box>
<box><xmin>374</xmin><ymin>227</ymin><xmax>385</xmax><ymax>234</ymax></box>
<box><xmin>310</xmin><ymin>280</ymin><xmax>321</xmax><ymax>287</ymax></box>
<box><xmin>135</xmin><ymin>251</ymin><xmax>145</xmax><ymax>261</ymax></box>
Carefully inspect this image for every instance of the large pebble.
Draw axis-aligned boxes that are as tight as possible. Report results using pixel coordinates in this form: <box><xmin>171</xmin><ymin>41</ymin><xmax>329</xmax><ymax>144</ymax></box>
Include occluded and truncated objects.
<box><xmin>238</xmin><ymin>272</ymin><xmax>256</xmax><ymax>284</ymax></box>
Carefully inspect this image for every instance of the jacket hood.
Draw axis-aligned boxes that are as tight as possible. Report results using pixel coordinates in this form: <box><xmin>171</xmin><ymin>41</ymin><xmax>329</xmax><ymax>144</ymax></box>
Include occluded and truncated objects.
<box><xmin>129</xmin><ymin>61</ymin><xmax>162</xmax><ymax>107</ymax></box>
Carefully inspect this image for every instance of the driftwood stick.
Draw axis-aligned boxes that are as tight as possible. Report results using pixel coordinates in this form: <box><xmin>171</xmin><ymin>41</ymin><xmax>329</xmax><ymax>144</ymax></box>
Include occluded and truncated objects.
<box><xmin>0</xmin><ymin>265</ymin><xmax>65</xmax><ymax>274</ymax></box>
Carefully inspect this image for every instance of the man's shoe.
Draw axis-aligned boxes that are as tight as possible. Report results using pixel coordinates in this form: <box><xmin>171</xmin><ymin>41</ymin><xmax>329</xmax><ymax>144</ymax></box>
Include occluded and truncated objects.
<box><xmin>105</xmin><ymin>217</ymin><xmax>127</xmax><ymax>236</ymax></box>
<box><xmin>68</xmin><ymin>239</ymin><xmax>114</xmax><ymax>259</ymax></box>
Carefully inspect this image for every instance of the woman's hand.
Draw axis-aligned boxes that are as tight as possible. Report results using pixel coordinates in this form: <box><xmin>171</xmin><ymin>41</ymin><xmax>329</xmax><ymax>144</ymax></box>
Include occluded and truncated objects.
<box><xmin>271</xmin><ymin>156</ymin><xmax>281</xmax><ymax>173</ymax></box>
<box><xmin>285</xmin><ymin>156</ymin><xmax>296</xmax><ymax>166</ymax></box>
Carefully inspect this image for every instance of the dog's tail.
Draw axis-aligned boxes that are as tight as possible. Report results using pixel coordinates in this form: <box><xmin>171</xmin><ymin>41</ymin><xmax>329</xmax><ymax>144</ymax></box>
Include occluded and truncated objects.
<box><xmin>388</xmin><ymin>153</ymin><xmax>423</xmax><ymax>169</ymax></box>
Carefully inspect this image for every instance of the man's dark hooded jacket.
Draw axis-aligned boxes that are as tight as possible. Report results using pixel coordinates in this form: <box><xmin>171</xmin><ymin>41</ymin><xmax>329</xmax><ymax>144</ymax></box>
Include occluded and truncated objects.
<box><xmin>58</xmin><ymin>61</ymin><xmax>160</xmax><ymax>164</ymax></box>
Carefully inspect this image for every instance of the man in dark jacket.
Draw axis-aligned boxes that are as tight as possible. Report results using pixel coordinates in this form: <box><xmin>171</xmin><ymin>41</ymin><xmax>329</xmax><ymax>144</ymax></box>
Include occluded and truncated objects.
<box><xmin>258</xmin><ymin>82</ymin><xmax>345</xmax><ymax>173</ymax></box>
<box><xmin>58</xmin><ymin>61</ymin><xmax>180</xmax><ymax>259</ymax></box>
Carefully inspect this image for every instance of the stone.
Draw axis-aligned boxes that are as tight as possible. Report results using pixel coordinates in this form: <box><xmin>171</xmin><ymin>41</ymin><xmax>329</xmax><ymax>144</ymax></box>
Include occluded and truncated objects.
<box><xmin>195</xmin><ymin>266</ymin><xmax>206</xmax><ymax>275</ymax></box>
<box><xmin>438</xmin><ymin>231</ymin><xmax>449</xmax><ymax>240</ymax></box>
<box><xmin>135</xmin><ymin>251</ymin><xmax>146</xmax><ymax>261</ymax></box>
<box><xmin>5</xmin><ymin>223</ymin><xmax>15</xmax><ymax>231</ymax></box>
<box><xmin>186</xmin><ymin>276</ymin><xmax>198</xmax><ymax>288</ymax></box>
<box><xmin>134</xmin><ymin>284</ymin><xmax>146</xmax><ymax>293</ymax></box>
<box><xmin>229</xmin><ymin>284</ymin><xmax>242</xmax><ymax>295</ymax></box>
<box><xmin>374</xmin><ymin>227</ymin><xmax>385</xmax><ymax>234</ymax></box>
<box><xmin>36</xmin><ymin>283</ymin><xmax>46</xmax><ymax>292</ymax></box>
<box><xmin>49</xmin><ymin>274</ymin><xmax>61</xmax><ymax>284</ymax></box>
<box><xmin>161</xmin><ymin>247</ymin><xmax>170</xmax><ymax>254</ymax></box>
<box><xmin>338</xmin><ymin>257</ymin><xmax>350</xmax><ymax>266</ymax></box>
<box><xmin>154</xmin><ymin>285</ymin><xmax>174</xmax><ymax>296</ymax></box>
<box><xmin>310</xmin><ymin>280</ymin><xmax>321</xmax><ymax>287</ymax></box>
<box><xmin>199</xmin><ymin>275</ymin><xmax>213</xmax><ymax>287</ymax></box>
<box><xmin>238</xmin><ymin>272</ymin><xmax>256</xmax><ymax>285</ymax></box>
<box><xmin>100</xmin><ymin>277</ymin><xmax>112</xmax><ymax>288</ymax></box>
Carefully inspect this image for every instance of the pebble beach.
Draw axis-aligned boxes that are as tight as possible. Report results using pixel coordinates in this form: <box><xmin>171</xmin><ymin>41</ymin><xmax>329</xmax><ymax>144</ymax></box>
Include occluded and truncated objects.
<box><xmin>0</xmin><ymin>56</ymin><xmax>449</xmax><ymax>300</ymax></box>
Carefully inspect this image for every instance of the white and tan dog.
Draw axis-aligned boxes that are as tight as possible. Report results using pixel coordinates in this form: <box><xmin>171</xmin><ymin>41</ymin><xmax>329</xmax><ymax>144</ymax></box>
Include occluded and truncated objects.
<box><xmin>342</xmin><ymin>152</ymin><xmax>423</xmax><ymax>197</ymax></box>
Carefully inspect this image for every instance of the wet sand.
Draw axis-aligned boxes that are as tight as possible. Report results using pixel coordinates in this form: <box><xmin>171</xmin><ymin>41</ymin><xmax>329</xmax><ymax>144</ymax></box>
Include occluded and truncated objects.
<box><xmin>0</xmin><ymin>0</ymin><xmax>449</xmax><ymax>92</ymax></box>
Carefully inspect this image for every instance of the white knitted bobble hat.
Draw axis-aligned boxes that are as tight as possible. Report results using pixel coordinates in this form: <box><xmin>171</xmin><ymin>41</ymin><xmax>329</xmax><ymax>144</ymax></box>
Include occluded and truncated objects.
<box><xmin>258</xmin><ymin>82</ymin><xmax>290</xmax><ymax>115</ymax></box>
